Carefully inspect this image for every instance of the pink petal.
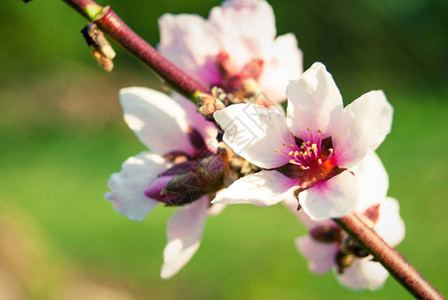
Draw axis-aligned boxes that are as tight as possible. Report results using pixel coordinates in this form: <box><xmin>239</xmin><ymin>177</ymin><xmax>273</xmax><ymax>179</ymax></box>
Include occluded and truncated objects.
<box><xmin>119</xmin><ymin>87</ymin><xmax>194</xmax><ymax>155</ymax></box>
<box><xmin>286</xmin><ymin>62</ymin><xmax>344</xmax><ymax>137</ymax></box>
<box><xmin>335</xmin><ymin>258</ymin><xmax>389</xmax><ymax>290</ymax></box>
<box><xmin>212</xmin><ymin>170</ymin><xmax>297</xmax><ymax>206</ymax></box>
<box><xmin>258</xmin><ymin>33</ymin><xmax>303</xmax><ymax>103</ymax></box>
<box><xmin>158</xmin><ymin>14</ymin><xmax>221</xmax><ymax>86</ymax></box>
<box><xmin>332</xmin><ymin>90</ymin><xmax>393</xmax><ymax>168</ymax></box>
<box><xmin>351</xmin><ymin>152</ymin><xmax>389</xmax><ymax>213</ymax></box>
<box><xmin>299</xmin><ymin>171</ymin><xmax>360</xmax><ymax>221</ymax></box>
<box><xmin>374</xmin><ymin>197</ymin><xmax>405</xmax><ymax>247</ymax></box>
<box><xmin>104</xmin><ymin>151</ymin><xmax>170</xmax><ymax>221</ymax></box>
<box><xmin>295</xmin><ymin>235</ymin><xmax>339</xmax><ymax>274</ymax></box>
<box><xmin>161</xmin><ymin>196</ymin><xmax>210</xmax><ymax>279</ymax></box>
<box><xmin>171</xmin><ymin>93</ymin><xmax>219</xmax><ymax>153</ymax></box>
<box><xmin>214</xmin><ymin>103</ymin><xmax>291</xmax><ymax>169</ymax></box>
<box><xmin>208</xmin><ymin>0</ymin><xmax>276</xmax><ymax>69</ymax></box>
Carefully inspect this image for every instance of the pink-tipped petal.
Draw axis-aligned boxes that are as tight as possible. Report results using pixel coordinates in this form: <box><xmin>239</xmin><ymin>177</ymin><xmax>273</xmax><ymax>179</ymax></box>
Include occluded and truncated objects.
<box><xmin>104</xmin><ymin>151</ymin><xmax>170</xmax><ymax>221</ymax></box>
<box><xmin>296</xmin><ymin>235</ymin><xmax>339</xmax><ymax>274</ymax></box>
<box><xmin>214</xmin><ymin>103</ymin><xmax>291</xmax><ymax>169</ymax></box>
<box><xmin>119</xmin><ymin>87</ymin><xmax>194</xmax><ymax>155</ymax></box>
<box><xmin>208</xmin><ymin>0</ymin><xmax>276</xmax><ymax>69</ymax></box>
<box><xmin>212</xmin><ymin>170</ymin><xmax>297</xmax><ymax>206</ymax></box>
<box><xmin>336</xmin><ymin>258</ymin><xmax>389</xmax><ymax>290</ymax></box>
<box><xmin>286</xmin><ymin>62</ymin><xmax>344</xmax><ymax>137</ymax></box>
<box><xmin>332</xmin><ymin>90</ymin><xmax>393</xmax><ymax>168</ymax></box>
<box><xmin>258</xmin><ymin>33</ymin><xmax>303</xmax><ymax>103</ymax></box>
<box><xmin>158</xmin><ymin>14</ymin><xmax>221</xmax><ymax>86</ymax></box>
<box><xmin>161</xmin><ymin>196</ymin><xmax>210</xmax><ymax>279</ymax></box>
<box><xmin>351</xmin><ymin>152</ymin><xmax>389</xmax><ymax>213</ymax></box>
<box><xmin>374</xmin><ymin>197</ymin><xmax>405</xmax><ymax>247</ymax></box>
<box><xmin>300</xmin><ymin>171</ymin><xmax>360</xmax><ymax>221</ymax></box>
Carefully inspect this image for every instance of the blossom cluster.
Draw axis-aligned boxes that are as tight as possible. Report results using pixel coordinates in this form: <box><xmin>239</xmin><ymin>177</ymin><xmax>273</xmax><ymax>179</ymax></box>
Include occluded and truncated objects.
<box><xmin>104</xmin><ymin>0</ymin><xmax>405</xmax><ymax>290</ymax></box>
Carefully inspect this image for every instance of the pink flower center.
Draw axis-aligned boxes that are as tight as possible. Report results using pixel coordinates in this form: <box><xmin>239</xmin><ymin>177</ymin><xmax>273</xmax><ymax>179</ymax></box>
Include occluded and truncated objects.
<box><xmin>215</xmin><ymin>50</ymin><xmax>264</xmax><ymax>94</ymax></box>
<box><xmin>276</xmin><ymin>128</ymin><xmax>336</xmax><ymax>183</ymax></box>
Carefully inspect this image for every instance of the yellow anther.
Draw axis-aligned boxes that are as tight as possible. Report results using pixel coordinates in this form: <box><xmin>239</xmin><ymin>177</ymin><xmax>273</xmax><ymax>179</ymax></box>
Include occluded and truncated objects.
<box><xmin>288</xmin><ymin>151</ymin><xmax>293</xmax><ymax>156</ymax></box>
<box><xmin>289</xmin><ymin>159</ymin><xmax>294</xmax><ymax>164</ymax></box>
<box><xmin>294</xmin><ymin>150</ymin><xmax>299</xmax><ymax>156</ymax></box>
<box><xmin>306</xmin><ymin>127</ymin><xmax>310</xmax><ymax>131</ymax></box>
<box><xmin>306</xmin><ymin>141</ymin><xmax>311</xmax><ymax>145</ymax></box>
<box><xmin>317</xmin><ymin>158</ymin><xmax>322</xmax><ymax>164</ymax></box>
<box><xmin>317</xmin><ymin>129</ymin><xmax>322</xmax><ymax>133</ymax></box>
<box><xmin>275</xmin><ymin>149</ymin><xmax>280</xmax><ymax>152</ymax></box>
<box><xmin>290</xmin><ymin>132</ymin><xmax>294</xmax><ymax>136</ymax></box>
<box><xmin>290</xmin><ymin>144</ymin><xmax>295</xmax><ymax>148</ymax></box>
<box><xmin>311</xmin><ymin>143</ymin><xmax>317</xmax><ymax>151</ymax></box>
<box><xmin>282</xmin><ymin>142</ymin><xmax>287</xmax><ymax>146</ymax></box>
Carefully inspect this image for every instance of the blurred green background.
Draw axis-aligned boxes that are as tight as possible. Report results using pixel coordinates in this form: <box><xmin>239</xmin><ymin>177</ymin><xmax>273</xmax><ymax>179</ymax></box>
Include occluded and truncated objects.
<box><xmin>1</xmin><ymin>0</ymin><xmax>447</xmax><ymax>299</ymax></box>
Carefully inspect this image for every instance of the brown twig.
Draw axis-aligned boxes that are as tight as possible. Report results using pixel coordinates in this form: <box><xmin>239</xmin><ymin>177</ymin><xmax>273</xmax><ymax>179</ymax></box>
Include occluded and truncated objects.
<box><xmin>334</xmin><ymin>213</ymin><xmax>445</xmax><ymax>300</ymax></box>
<box><xmin>61</xmin><ymin>0</ymin><xmax>208</xmax><ymax>99</ymax></box>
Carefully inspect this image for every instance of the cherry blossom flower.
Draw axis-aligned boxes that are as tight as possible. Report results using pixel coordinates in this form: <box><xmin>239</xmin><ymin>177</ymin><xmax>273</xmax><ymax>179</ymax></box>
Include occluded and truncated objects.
<box><xmin>104</xmin><ymin>87</ymin><xmax>225</xmax><ymax>279</ymax></box>
<box><xmin>212</xmin><ymin>62</ymin><xmax>394</xmax><ymax>220</ymax></box>
<box><xmin>158</xmin><ymin>0</ymin><xmax>303</xmax><ymax>103</ymax></box>
<box><xmin>287</xmin><ymin>153</ymin><xmax>405</xmax><ymax>290</ymax></box>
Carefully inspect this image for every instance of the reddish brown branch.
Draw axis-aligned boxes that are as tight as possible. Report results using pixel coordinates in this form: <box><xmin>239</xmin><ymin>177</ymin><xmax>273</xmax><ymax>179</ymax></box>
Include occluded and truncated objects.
<box><xmin>334</xmin><ymin>214</ymin><xmax>445</xmax><ymax>300</ymax></box>
<box><xmin>61</xmin><ymin>0</ymin><xmax>208</xmax><ymax>99</ymax></box>
<box><xmin>95</xmin><ymin>7</ymin><xmax>208</xmax><ymax>97</ymax></box>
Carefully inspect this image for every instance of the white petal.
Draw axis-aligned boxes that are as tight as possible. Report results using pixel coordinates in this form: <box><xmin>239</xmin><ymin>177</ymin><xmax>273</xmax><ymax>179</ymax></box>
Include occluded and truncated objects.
<box><xmin>161</xmin><ymin>196</ymin><xmax>210</xmax><ymax>279</ymax></box>
<box><xmin>214</xmin><ymin>103</ymin><xmax>291</xmax><ymax>169</ymax></box>
<box><xmin>374</xmin><ymin>197</ymin><xmax>405</xmax><ymax>247</ymax></box>
<box><xmin>119</xmin><ymin>87</ymin><xmax>194</xmax><ymax>155</ymax></box>
<box><xmin>158</xmin><ymin>14</ymin><xmax>221</xmax><ymax>86</ymax></box>
<box><xmin>258</xmin><ymin>33</ymin><xmax>303</xmax><ymax>103</ymax></box>
<box><xmin>336</xmin><ymin>258</ymin><xmax>389</xmax><ymax>290</ymax></box>
<box><xmin>212</xmin><ymin>170</ymin><xmax>297</xmax><ymax>206</ymax></box>
<box><xmin>300</xmin><ymin>171</ymin><xmax>360</xmax><ymax>221</ymax></box>
<box><xmin>208</xmin><ymin>0</ymin><xmax>276</xmax><ymax>69</ymax></box>
<box><xmin>332</xmin><ymin>90</ymin><xmax>393</xmax><ymax>168</ymax></box>
<box><xmin>351</xmin><ymin>152</ymin><xmax>389</xmax><ymax>213</ymax></box>
<box><xmin>286</xmin><ymin>62</ymin><xmax>344</xmax><ymax>137</ymax></box>
<box><xmin>104</xmin><ymin>151</ymin><xmax>170</xmax><ymax>221</ymax></box>
<box><xmin>171</xmin><ymin>93</ymin><xmax>219</xmax><ymax>153</ymax></box>
<box><xmin>207</xmin><ymin>189</ymin><xmax>226</xmax><ymax>216</ymax></box>
<box><xmin>282</xmin><ymin>198</ymin><xmax>331</xmax><ymax>230</ymax></box>
<box><xmin>295</xmin><ymin>235</ymin><xmax>339</xmax><ymax>274</ymax></box>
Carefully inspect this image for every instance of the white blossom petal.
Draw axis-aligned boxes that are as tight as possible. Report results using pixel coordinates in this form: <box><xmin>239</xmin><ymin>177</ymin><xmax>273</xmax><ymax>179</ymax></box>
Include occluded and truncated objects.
<box><xmin>119</xmin><ymin>87</ymin><xmax>194</xmax><ymax>155</ymax></box>
<box><xmin>258</xmin><ymin>33</ymin><xmax>303</xmax><ymax>103</ymax></box>
<box><xmin>207</xmin><ymin>189</ymin><xmax>226</xmax><ymax>216</ymax></box>
<box><xmin>212</xmin><ymin>170</ymin><xmax>297</xmax><ymax>206</ymax></box>
<box><xmin>332</xmin><ymin>90</ymin><xmax>393</xmax><ymax>168</ymax></box>
<box><xmin>336</xmin><ymin>258</ymin><xmax>389</xmax><ymax>290</ymax></box>
<box><xmin>171</xmin><ymin>93</ymin><xmax>219</xmax><ymax>153</ymax></box>
<box><xmin>351</xmin><ymin>152</ymin><xmax>389</xmax><ymax>213</ymax></box>
<box><xmin>300</xmin><ymin>171</ymin><xmax>360</xmax><ymax>221</ymax></box>
<box><xmin>104</xmin><ymin>151</ymin><xmax>170</xmax><ymax>221</ymax></box>
<box><xmin>296</xmin><ymin>235</ymin><xmax>339</xmax><ymax>274</ymax></box>
<box><xmin>158</xmin><ymin>14</ymin><xmax>221</xmax><ymax>86</ymax></box>
<box><xmin>208</xmin><ymin>0</ymin><xmax>276</xmax><ymax>69</ymax></box>
<box><xmin>214</xmin><ymin>103</ymin><xmax>291</xmax><ymax>169</ymax></box>
<box><xmin>286</xmin><ymin>62</ymin><xmax>344</xmax><ymax>137</ymax></box>
<box><xmin>374</xmin><ymin>197</ymin><xmax>405</xmax><ymax>247</ymax></box>
<box><xmin>161</xmin><ymin>196</ymin><xmax>210</xmax><ymax>279</ymax></box>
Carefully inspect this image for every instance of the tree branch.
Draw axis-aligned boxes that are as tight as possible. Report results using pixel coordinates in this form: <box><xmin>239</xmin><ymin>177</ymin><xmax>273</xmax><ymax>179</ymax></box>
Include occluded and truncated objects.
<box><xmin>334</xmin><ymin>213</ymin><xmax>445</xmax><ymax>300</ymax></box>
<box><xmin>61</xmin><ymin>0</ymin><xmax>208</xmax><ymax>100</ymax></box>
